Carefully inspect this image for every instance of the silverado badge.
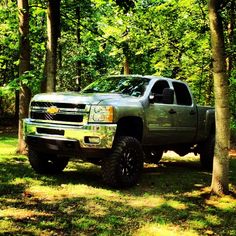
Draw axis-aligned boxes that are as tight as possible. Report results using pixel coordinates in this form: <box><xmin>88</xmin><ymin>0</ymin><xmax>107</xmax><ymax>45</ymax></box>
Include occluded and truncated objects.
<box><xmin>47</xmin><ymin>106</ymin><xmax>59</xmax><ymax>115</ymax></box>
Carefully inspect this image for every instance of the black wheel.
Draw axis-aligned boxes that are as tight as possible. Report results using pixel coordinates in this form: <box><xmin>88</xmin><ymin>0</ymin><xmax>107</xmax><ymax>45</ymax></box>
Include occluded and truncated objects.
<box><xmin>144</xmin><ymin>148</ymin><xmax>163</xmax><ymax>164</ymax></box>
<box><xmin>28</xmin><ymin>149</ymin><xmax>69</xmax><ymax>174</ymax></box>
<box><xmin>200</xmin><ymin>134</ymin><xmax>215</xmax><ymax>170</ymax></box>
<box><xmin>101</xmin><ymin>136</ymin><xmax>144</xmax><ymax>188</ymax></box>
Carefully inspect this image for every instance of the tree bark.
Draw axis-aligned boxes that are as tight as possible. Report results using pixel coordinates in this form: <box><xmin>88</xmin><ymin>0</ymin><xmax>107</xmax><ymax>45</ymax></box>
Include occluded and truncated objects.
<box><xmin>46</xmin><ymin>0</ymin><xmax>61</xmax><ymax>92</ymax></box>
<box><xmin>123</xmin><ymin>56</ymin><xmax>130</xmax><ymax>75</ymax></box>
<box><xmin>122</xmin><ymin>42</ymin><xmax>130</xmax><ymax>75</ymax></box>
<box><xmin>17</xmin><ymin>0</ymin><xmax>31</xmax><ymax>154</ymax></box>
<box><xmin>227</xmin><ymin>1</ymin><xmax>236</xmax><ymax>117</ymax></box>
<box><xmin>76</xmin><ymin>6</ymin><xmax>82</xmax><ymax>90</ymax></box>
<box><xmin>227</xmin><ymin>0</ymin><xmax>235</xmax><ymax>74</ymax></box>
<box><xmin>208</xmin><ymin>0</ymin><xmax>230</xmax><ymax>195</ymax></box>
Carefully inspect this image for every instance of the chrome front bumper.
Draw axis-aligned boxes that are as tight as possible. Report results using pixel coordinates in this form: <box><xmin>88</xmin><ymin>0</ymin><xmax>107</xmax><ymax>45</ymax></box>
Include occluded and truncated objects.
<box><xmin>23</xmin><ymin>119</ymin><xmax>117</xmax><ymax>149</ymax></box>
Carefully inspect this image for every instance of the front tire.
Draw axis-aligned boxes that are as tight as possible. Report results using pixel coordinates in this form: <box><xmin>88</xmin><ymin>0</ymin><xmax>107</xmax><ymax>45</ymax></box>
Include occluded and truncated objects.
<box><xmin>200</xmin><ymin>134</ymin><xmax>215</xmax><ymax>170</ymax></box>
<box><xmin>28</xmin><ymin>149</ymin><xmax>69</xmax><ymax>174</ymax></box>
<box><xmin>101</xmin><ymin>136</ymin><xmax>144</xmax><ymax>188</ymax></box>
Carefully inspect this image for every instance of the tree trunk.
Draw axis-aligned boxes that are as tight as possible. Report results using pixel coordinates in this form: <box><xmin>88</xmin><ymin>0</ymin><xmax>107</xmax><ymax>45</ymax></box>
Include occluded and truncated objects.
<box><xmin>123</xmin><ymin>56</ymin><xmax>130</xmax><ymax>75</ymax></box>
<box><xmin>227</xmin><ymin>1</ymin><xmax>236</xmax><ymax>117</ymax></box>
<box><xmin>15</xmin><ymin>90</ymin><xmax>19</xmax><ymax>120</ymax></box>
<box><xmin>76</xmin><ymin>6</ymin><xmax>82</xmax><ymax>90</ymax></box>
<box><xmin>226</xmin><ymin>0</ymin><xmax>235</xmax><ymax>75</ymax></box>
<box><xmin>208</xmin><ymin>0</ymin><xmax>230</xmax><ymax>195</ymax></box>
<box><xmin>46</xmin><ymin>0</ymin><xmax>61</xmax><ymax>92</ymax></box>
<box><xmin>17</xmin><ymin>0</ymin><xmax>31</xmax><ymax>154</ymax></box>
<box><xmin>122</xmin><ymin>41</ymin><xmax>130</xmax><ymax>75</ymax></box>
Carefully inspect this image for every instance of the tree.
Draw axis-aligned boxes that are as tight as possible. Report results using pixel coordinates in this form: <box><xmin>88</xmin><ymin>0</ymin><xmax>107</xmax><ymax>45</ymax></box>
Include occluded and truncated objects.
<box><xmin>45</xmin><ymin>0</ymin><xmax>61</xmax><ymax>92</ymax></box>
<box><xmin>75</xmin><ymin>5</ymin><xmax>82</xmax><ymax>90</ymax></box>
<box><xmin>17</xmin><ymin>0</ymin><xmax>31</xmax><ymax>154</ymax></box>
<box><xmin>208</xmin><ymin>0</ymin><xmax>230</xmax><ymax>195</ymax></box>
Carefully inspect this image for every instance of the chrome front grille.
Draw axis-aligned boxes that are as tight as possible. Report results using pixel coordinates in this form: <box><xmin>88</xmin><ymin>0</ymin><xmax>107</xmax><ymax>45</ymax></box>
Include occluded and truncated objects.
<box><xmin>31</xmin><ymin>102</ymin><xmax>86</xmax><ymax>110</ymax></box>
<box><xmin>30</xmin><ymin>102</ymin><xmax>89</xmax><ymax>125</ymax></box>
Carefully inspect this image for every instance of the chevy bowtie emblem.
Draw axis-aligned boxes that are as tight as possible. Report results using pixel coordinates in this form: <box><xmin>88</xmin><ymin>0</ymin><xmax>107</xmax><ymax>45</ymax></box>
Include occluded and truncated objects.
<box><xmin>47</xmin><ymin>106</ymin><xmax>59</xmax><ymax>115</ymax></box>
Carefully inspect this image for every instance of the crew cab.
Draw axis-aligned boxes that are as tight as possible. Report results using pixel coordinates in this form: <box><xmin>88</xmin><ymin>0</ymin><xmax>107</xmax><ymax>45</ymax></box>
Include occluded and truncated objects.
<box><xmin>24</xmin><ymin>75</ymin><xmax>215</xmax><ymax>187</ymax></box>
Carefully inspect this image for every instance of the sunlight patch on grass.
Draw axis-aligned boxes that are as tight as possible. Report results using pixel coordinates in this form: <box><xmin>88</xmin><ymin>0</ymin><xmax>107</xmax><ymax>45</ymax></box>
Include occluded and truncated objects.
<box><xmin>127</xmin><ymin>196</ymin><xmax>166</xmax><ymax>208</ymax></box>
<box><xmin>162</xmin><ymin>153</ymin><xmax>199</xmax><ymax>162</ymax></box>
<box><xmin>165</xmin><ymin>199</ymin><xmax>187</xmax><ymax>210</ymax></box>
<box><xmin>72</xmin><ymin>217</ymin><xmax>97</xmax><ymax>230</ymax></box>
<box><xmin>204</xmin><ymin>214</ymin><xmax>221</xmax><ymax>226</ymax></box>
<box><xmin>127</xmin><ymin>197</ymin><xmax>187</xmax><ymax>210</ymax></box>
<box><xmin>187</xmin><ymin>219</ymin><xmax>207</xmax><ymax>230</ymax></box>
<box><xmin>205</xmin><ymin>195</ymin><xmax>236</xmax><ymax>210</ymax></box>
<box><xmin>134</xmin><ymin>223</ymin><xmax>198</xmax><ymax>236</ymax></box>
<box><xmin>0</xmin><ymin>208</ymin><xmax>52</xmax><ymax>219</ymax></box>
<box><xmin>85</xmin><ymin>199</ymin><xmax>108</xmax><ymax>217</ymax></box>
<box><xmin>0</xmin><ymin>147</ymin><xmax>16</xmax><ymax>155</ymax></box>
<box><xmin>0</xmin><ymin>136</ymin><xmax>17</xmax><ymax>155</ymax></box>
<box><xmin>0</xmin><ymin>220</ymin><xmax>18</xmax><ymax>234</ymax></box>
<box><xmin>26</xmin><ymin>184</ymin><xmax>121</xmax><ymax>202</ymax></box>
<box><xmin>183</xmin><ymin>187</ymin><xmax>210</xmax><ymax>198</ymax></box>
<box><xmin>10</xmin><ymin>177</ymin><xmax>43</xmax><ymax>187</ymax></box>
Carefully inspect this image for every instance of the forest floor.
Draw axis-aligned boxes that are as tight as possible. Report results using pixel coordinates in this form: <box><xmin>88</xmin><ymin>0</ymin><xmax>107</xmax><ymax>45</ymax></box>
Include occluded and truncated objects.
<box><xmin>0</xmin><ymin>123</ymin><xmax>236</xmax><ymax>235</ymax></box>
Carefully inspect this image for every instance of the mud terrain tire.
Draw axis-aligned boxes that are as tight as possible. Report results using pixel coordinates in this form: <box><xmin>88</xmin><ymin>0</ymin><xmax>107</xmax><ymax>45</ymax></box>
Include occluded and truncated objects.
<box><xmin>101</xmin><ymin>136</ymin><xmax>144</xmax><ymax>188</ymax></box>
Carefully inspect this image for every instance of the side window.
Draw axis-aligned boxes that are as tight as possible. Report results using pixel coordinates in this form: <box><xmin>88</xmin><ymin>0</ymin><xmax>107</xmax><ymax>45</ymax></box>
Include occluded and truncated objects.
<box><xmin>173</xmin><ymin>82</ymin><xmax>192</xmax><ymax>106</ymax></box>
<box><xmin>151</xmin><ymin>80</ymin><xmax>170</xmax><ymax>103</ymax></box>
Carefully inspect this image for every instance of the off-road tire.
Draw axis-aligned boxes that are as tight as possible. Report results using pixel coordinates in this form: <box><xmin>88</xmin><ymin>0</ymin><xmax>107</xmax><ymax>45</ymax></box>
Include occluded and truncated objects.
<box><xmin>28</xmin><ymin>149</ymin><xmax>69</xmax><ymax>174</ymax></box>
<box><xmin>145</xmin><ymin>148</ymin><xmax>163</xmax><ymax>164</ymax></box>
<box><xmin>200</xmin><ymin>134</ymin><xmax>215</xmax><ymax>170</ymax></box>
<box><xmin>101</xmin><ymin>136</ymin><xmax>144</xmax><ymax>188</ymax></box>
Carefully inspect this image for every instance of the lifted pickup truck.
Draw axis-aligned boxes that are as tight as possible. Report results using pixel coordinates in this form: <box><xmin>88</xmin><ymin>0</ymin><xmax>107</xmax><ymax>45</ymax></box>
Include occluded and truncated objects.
<box><xmin>24</xmin><ymin>75</ymin><xmax>215</xmax><ymax>187</ymax></box>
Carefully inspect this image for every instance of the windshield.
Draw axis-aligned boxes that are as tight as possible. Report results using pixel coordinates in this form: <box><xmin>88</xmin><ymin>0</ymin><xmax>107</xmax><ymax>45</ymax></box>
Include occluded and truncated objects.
<box><xmin>81</xmin><ymin>76</ymin><xmax>150</xmax><ymax>97</ymax></box>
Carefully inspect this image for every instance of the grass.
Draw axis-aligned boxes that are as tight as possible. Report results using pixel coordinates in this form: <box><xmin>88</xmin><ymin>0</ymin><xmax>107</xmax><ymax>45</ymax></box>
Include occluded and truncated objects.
<box><xmin>0</xmin><ymin>134</ymin><xmax>236</xmax><ymax>235</ymax></box>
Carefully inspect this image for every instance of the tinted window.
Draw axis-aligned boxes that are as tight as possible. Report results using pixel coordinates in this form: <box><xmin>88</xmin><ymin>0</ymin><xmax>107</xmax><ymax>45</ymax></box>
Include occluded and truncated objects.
<box><xmin>172</xmin><ymin>82</ymin><xmax>192</xmax><ymax>105</ymax></box>
<box><xmin>151</xmin><ymin>80</ymin><xmax>170</xmax><ymax>103</ymax></box>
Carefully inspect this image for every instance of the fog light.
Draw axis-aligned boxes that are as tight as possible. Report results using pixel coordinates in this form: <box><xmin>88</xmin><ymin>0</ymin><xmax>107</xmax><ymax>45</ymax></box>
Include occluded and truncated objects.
<box><xmin>84</xmin><ymin>136</ymin><xmax>100</xmax><ymax>144</ymax></box>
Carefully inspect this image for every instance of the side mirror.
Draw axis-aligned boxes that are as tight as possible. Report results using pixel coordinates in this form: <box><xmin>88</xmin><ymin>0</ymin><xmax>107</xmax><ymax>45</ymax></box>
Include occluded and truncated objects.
<box><xmin>162</xmin><ymin>88</ymin><xmax>174</xmax><ymax>104</ymax></box>
<box><xmin>149</xmin><ymin>93</ymin><xmax>155</xmax><ymax>103</ymax></box>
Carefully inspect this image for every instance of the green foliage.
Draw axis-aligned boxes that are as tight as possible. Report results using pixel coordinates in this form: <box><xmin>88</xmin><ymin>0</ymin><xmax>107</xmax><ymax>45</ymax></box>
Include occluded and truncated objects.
<box><xmin>0</xmin><ymin>1</ymin><xmax>18</xmax><ymax>86</ymax></box>
<box><xmin>8</xmin><ymin>70</ymin><xmax>42</xmax><ymax>94</ymax></box>
<box><xmin>0</xmin><ymin>86</ymin><xmax>15</xmax><ymax>117</ymax></box>
<box><xmin>1</xmin><ymin>0</ymin><xmax>236</xmax><ymax>107</ymax></box>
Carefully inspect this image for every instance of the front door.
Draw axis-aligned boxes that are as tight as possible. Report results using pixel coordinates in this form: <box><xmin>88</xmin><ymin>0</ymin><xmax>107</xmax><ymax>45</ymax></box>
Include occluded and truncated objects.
<box><xmin>145</xmin><ymin>80</ymin><xmax>178</xmax><ymax>145</ymax></box>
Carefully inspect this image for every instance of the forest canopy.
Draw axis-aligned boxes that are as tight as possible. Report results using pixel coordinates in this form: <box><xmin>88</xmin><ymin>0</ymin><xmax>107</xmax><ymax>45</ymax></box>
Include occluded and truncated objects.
<box><xmin>0</xmin><ymin>0</ymin><xmax>235</xmax><ymax>114</ymax></box>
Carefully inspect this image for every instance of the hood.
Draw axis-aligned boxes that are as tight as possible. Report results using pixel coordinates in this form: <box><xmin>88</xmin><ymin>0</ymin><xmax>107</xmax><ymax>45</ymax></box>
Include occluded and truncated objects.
<box><xmin>31</xmin><ymin>92</ymin><xmax>139</xmax><ymax>105</ymax></box>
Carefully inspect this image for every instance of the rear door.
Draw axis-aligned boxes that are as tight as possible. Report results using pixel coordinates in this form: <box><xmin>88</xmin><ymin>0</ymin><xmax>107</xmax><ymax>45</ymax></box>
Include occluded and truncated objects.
<box><xmin>171</xmin><ymin>81</ymin><xmax>197</xmax><ymax>143</ymax></box>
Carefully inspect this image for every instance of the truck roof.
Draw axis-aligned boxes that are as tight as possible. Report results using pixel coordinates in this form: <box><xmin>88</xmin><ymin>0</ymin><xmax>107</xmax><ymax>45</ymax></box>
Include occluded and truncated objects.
<box><xmin>109</xmin><ymin>74</ymin><xmax>184</xmax><ymax>84</ymax></box>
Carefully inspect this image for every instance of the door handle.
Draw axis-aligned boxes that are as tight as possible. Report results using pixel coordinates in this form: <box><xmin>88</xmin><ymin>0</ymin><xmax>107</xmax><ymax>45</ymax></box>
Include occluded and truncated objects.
<box><xmin>189</xmin><ymin>110</ymin><xmax>196</xmax><ymax>115</ymax></box>
<box><xmin>168</xmin><ymin>109</ymin><xmax>176</xmax><ymax>114</ymax></box>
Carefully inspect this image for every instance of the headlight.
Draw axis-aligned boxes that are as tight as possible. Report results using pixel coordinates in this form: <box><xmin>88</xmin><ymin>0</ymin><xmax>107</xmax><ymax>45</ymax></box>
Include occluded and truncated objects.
<box><xmin>89</xmin><ymin>105</ymin><xmax>114</xmax><ymax>123</ymax></box>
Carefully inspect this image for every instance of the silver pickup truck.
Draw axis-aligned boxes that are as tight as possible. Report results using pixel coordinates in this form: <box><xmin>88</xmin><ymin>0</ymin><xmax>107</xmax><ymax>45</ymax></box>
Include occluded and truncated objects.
<box><xmin>24</xmin><ymin>75</ymin><xmax>215</xmax><ymax>187</ymax></box>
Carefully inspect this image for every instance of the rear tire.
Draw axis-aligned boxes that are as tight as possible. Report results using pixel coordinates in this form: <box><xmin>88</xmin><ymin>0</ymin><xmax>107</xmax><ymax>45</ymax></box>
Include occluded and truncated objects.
<box><xmin>101</xmin><ymin>136</ymin><xmax>144</xmax><ymax>188</ymax></box>
<box><xmin>28</xmin><ymin>149</ymin><xmax>69</xmax><ymax>174</ymax></box>
<box><xmin>200</xmin><ymin>134</ymin><xmax>215</xmax><ymax>170</ymax></box>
